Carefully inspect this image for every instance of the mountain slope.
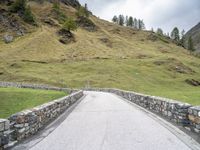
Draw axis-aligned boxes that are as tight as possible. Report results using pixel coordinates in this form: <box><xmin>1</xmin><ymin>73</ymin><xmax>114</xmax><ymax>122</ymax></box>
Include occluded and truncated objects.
<box><xmin>0</xmin><ymin>1</ymin><xmax>200</xmax><ymax>105</ymax></box>
<box><xmin>185</xmin><ymin>22</ymin><xmax>200</xmax><ymax>52</ymax></box>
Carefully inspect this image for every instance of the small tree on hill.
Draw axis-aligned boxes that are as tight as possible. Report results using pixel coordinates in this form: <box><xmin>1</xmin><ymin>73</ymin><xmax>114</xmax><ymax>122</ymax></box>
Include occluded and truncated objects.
<box><xmin>112</xmin><ymin>15</ymin><xmax>118</xmax><ymax>23</ymax></box>
<box><xmin>133</xmin><ymin>18</ymin><xmax>138</xmax><ymax>29</ymax></box>
<box><xmin>180</xmin><ymin>30</ymin><xmax>185</xmax><ymax>47</ymax></box>
<box><xmin>76</xmin><ymin>5</ymin><xmax>89</xmax><ymax>18</ymax></box>
<box><xmin>118</xmin><ymin>14</ymin><xmax>124</xmax><ymax>26</ymax></box>
<box><xmin>188</xmin><ymin>36</ymin><xmax>195</xmax><ymax>52</ymax></box>
<box><xmin>62</xmin><ymin>17</ymin><xmax>77</xmax><ymax>31</ymax></box>
<box><xmin>128</xmin><ymin>16</ymin><xmax>133</xmax><ymax>27</ymax></box>
<box><xmin>171</xmin><ymin>27</ymin><xmax>180</xmax><ymax>43</ymax></box>
<box><xmin>156</xmin><ymin>28</ymin><xmax>163</xmax><ymax>36</ymax></box>
<box><xmin>138</xmin><ymin>19</ymin><xmax>145</xmax><ymax>30</ymax></box>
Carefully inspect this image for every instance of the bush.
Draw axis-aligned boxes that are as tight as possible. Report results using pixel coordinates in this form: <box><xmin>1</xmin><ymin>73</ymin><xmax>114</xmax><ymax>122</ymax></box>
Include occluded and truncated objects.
<box><xmin>23</xmin><ymin>6</ymin><xmax>35</xmax><ymax>23</ymax></box>
<box><xmin>52</xmin><ymin>1</ymin><xmax>67</xmax><ymax>24</ymax></box>
<box><xmin>10</xmin><ymin>0</ymin><xmax>36</xmax><ymax>24</ymax></box>
<box><xmin>76</xmin><ymin>6</ymin><xmax>89</xmax><ymax>18</ymax></box>
<box><xmin>62</xmin><ymin>18</ymin><xmax>77</xmax><ymax>31</ymax></box>
<box><xmin>10</xmin><ymin>0</ymin><xmax>26</xmax><ymax>12</ymax></box>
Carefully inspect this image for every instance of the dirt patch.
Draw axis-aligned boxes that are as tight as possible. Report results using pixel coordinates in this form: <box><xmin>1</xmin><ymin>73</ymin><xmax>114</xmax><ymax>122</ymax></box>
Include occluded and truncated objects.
<box><xmin>58</xmin><ymin>29</ymin><xmax>75</xmax><ymax>44</ymax></box>
<box><xmin>154</xmin><ymin>58</ymin><xmax>195</xmax><ymax>74</ymax></box>
<box><xmin>136</xmin><ymin>54</ymin><xmax>152</xmax><ymax>59</ymax></box>
<box><xmin>110</xmin><ymin>28</ymin><xmax>121</xmax><ymax>34</ymax></box>
<box><xmin>76</xmin><ymin>16</ymin><xmax>96</xmax><ymax>32</ymax></box>
<box><xmin>22</xmin><ymin>60</ymin><xmax>48</xmax><ymax>64</ymax></box>
<box><xmin>185</xmin><ymin>79</ymin><xmax>200</xmax><ymax>86</ymax></box>
<box><xmin>99</xmin><ymin>37</ymin><xmax>112</xmax><ymax>48</ymax></box>
<box><xmin>147</xmin><ymin>33</ymin><xmax>158</xmax><ymax>42</ymax></box>
<box><xmin>42</xmin><ymin>18</ymin><xmax>58</xmax><ymax>27</ymax></box>
<box><xmin>10</xmin><ymin>63</ymin><xmax>21</xmax><ymax>68</ymax></box>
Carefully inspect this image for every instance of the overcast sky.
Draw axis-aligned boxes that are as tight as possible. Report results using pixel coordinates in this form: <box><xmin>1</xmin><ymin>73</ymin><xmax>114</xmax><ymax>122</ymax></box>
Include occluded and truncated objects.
<box><xmin>79</xmin><ymin>0</ymin><xmax>200</xmax><ymax>33</ymax></box>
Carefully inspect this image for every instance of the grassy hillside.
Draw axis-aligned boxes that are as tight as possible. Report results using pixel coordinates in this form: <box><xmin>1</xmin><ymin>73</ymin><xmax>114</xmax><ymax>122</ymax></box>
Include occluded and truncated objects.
<box><xmin>0</xmin><ymin>1</ymin><xmax>200</xmax><ymax>105</ymax></box>
<box><xmin>0</xmin><ymin>87</ymin><xmax>66</xmax><ymax>118</ymax></box>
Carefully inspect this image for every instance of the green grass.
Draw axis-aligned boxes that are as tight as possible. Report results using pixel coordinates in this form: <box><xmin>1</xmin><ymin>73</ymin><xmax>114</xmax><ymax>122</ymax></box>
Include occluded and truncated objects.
<box><xmin>0</xmin><ymin>87</ymin><xmax>66</xmax><ymax>118</ymax></box>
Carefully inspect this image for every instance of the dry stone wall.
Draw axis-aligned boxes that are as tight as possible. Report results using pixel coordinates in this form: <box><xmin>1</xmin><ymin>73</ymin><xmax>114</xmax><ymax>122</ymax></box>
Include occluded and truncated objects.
<box><xmin>0</xmin><ymin>91</ymin><xmax>84</xmax><ymax>149</ymax></box>
<box><xmin>86</xmin><ymin>88</ymin><xmax>200</xmax><ymax>134</ymax></box>
<box><xmin>0</xmin><ymin>81</ymin><xmax>78</xmax><ymax>94</ymax></box>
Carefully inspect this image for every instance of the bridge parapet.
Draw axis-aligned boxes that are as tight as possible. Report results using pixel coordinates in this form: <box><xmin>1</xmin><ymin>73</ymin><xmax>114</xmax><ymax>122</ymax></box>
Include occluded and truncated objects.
<box><xmin>85</xmin><ymin>88</ymin><xmax>200</xmax><ymax>135</ymax></box>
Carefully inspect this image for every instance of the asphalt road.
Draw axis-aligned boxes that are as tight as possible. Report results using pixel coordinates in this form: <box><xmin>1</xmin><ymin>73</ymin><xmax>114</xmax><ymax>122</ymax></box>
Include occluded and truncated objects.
<box><xmin>15</xmin><ymin>91</ymin><xmax>200</xmax><ymax>150</ymax></box>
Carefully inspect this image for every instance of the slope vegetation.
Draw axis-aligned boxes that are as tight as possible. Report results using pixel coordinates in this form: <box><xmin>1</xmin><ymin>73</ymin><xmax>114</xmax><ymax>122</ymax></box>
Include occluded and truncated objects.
<box><xmin>0</xmin><ymin>1</ymin><xmax>200</xmax><ymax>105</ymax></box>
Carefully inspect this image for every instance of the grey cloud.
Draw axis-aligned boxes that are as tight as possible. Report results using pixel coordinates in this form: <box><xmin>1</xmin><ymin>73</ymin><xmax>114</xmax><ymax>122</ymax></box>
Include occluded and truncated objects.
<box><xmin>79</xmin><ymin>0</ymin><xmax>200</xmax><ymax>32</ymax></box>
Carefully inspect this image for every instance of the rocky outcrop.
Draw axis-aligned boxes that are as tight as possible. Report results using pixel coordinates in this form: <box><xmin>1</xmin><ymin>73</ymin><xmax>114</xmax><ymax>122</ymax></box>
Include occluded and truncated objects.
<box><xmin>3</xmin><ymin>34</ymin><xmax>14</xmax><ymax>43</ymax></box>
<box><xmin>60</xmin><ymin>0</ymin><xmax>80</xmax><ymax>8</ymax></box>
<box><xmin>185</xmin><ymin>22</ymin><xmax>200</xmax><ymax>52</ymax></box>
<box><xmin>76</xmin><ymin>16</ymin><xmax>97</xmax><ymax>32</ymax></box>
<box><xmin>58</xmin><ymin>29</ymin><xmax>75</xmax><ymax>44</ymax></box>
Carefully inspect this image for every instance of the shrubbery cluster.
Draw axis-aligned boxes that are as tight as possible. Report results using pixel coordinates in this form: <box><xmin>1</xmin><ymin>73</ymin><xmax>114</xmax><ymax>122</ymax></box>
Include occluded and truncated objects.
<box><xmin>10</xmin><ymin>0</ymin><xmax>35</xmax><ymax>24</ymax></box>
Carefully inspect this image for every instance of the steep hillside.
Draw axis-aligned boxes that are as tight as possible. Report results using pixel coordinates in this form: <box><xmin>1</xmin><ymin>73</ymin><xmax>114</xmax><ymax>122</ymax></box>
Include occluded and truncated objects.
<box><xmin>0</xmin><ymin>1</ymin><xmax>200</xmax><ymax>105</ymax></box>
<box><xmin>185</xmin><ymin>22</ymin><xmax>200</xmax><ymax>52</ymax></box>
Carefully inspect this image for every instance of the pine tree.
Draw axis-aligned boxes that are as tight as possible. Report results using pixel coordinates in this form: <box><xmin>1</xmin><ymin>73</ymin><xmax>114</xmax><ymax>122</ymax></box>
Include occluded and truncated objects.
<box><xmin>125</xmin><ymin>16</ymin><xmax>129</xmax><ymax>26</ymax></box>
<box><xmin>171</xmin><ymin>27</ymin><xmax>180</xmax><ymax>43</ymax></box>
<box><xmin>156</xmin><ymin>28</ymin><xmax>163</xmax><ymax>36</ymax></box>
<box><xmin>139</xmin><ymin>20</ymin><xmax>145</xmax><ymax>30</ymax></box>
<box><xmin>118</xmin><ymin>14</ymin><xmax>124</xmax><ymax>26</ymax></box>
<box><xmin>188</xmin><ymin>36</ymin><xmax>195</xmax><ymax>52</ymax></box>
<box><xmin>133</xmin><ymin>18</ymin><xmax>138</xmax><ymax>29</ymax></box>
<box><xmin>128</xmin><ymin>16</ymin><xmax>133</xmax><ymax>27</ymax></box>
<box><xmin>180</xmin><ymin>30</ymin><xmax>185</xmax><ymax>47</ymax></box>
<box><xmin>112</xmin><ymin>15</ymin><xmax>118</xmax><ymax>23</ymax></box>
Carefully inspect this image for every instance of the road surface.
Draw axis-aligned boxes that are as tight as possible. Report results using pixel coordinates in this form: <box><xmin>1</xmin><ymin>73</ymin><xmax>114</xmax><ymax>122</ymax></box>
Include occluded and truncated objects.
<box><xmin>14</xmin><ymin>91</ymin><xmax>200</xmax><ymax>150</ymax></box>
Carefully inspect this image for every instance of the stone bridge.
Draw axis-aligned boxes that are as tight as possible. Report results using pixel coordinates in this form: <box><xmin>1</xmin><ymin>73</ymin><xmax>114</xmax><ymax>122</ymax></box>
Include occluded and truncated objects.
<box><xmin>0</xmin><ymin>84</ymin><xmax>200</xmax><ymax>150</ymax></box>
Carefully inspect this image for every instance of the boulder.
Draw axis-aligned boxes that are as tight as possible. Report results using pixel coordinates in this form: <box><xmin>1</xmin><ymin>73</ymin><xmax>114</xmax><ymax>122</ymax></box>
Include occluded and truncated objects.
<box><xmin>3</xmin><ymin>34</ymin><xmax>14</xmax><ymax>43</ymax></box>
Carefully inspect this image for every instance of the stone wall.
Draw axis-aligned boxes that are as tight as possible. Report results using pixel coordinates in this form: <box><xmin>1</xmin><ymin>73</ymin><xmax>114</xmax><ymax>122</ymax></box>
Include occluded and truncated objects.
<box><xmin>0</xmin><ymin>91</ymin><xmax>84</xmax><ymax>149</ymax></box>
<box><xmin>86</xmin><ymin>88</ymin><xmax>200</xmax><ymax>134</ymax></box>
<box><xmin>0</xmin><ymin>81</ymin><xmax>78</xmax><ymax>94</ymax></box>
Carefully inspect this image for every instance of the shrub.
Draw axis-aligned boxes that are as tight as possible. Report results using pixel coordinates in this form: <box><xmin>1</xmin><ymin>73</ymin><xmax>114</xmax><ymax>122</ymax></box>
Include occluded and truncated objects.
<box><xmin>76</xmin><ymin>6</ymin><xmax>89</xmax><ymax>18</ymax></box>
<box><xmin>52</xmin><ymin>1</ymin><xmax>67</xmax><ymax>24</ymax></box>
<box><xmin>62</xmin><ymin>18</ymin><xmax>77</xmax><ymax>31</ymax></box>
<box><xmin>10</xmin><ymin>0</ymin><xmax>36</xmax><ymax>24</ymax></box>
<box><xmin>23</xmin><ymin>6</ymin><xmax>35</xmax><ymax>23</ymax></box>
<box><xmin>10</xmin><ymin>0</ymin><xmax>26</xmax><ymax>12</ymax></box>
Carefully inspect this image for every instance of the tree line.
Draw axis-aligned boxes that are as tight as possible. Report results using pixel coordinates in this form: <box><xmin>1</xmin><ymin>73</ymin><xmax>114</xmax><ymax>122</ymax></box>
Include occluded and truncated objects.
<box><xmin>154</xmin><ymin>27</ymin><xmax>195</xmax><ymax>52</ymax></box>
<box><xmin>112</xmin><ymin>15</ymin><xmax>145</xmax><ymax>30</ymax></box>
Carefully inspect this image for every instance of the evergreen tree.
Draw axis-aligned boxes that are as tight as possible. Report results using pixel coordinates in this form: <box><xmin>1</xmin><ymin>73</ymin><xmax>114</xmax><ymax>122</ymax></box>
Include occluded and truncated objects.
<box><xmin>180</xmin><ymin>30</ymin><xmax>185</xmax><ymax>47</ymax></box>
<box><xmin>133</xmin><ymin>18</ymin><xmax>138</xmax><ymax>29</ymax></box>
<box><xmin>138</xmin><ymin>19</ymin><xmax>145</xmax><ymax>30</ymax></box>
<box><xmin>156</xmin><ymin>28</ymin><xmax>163</xmax><ymax>36</ymax></box>
<box><xmin>112</xmin><ymin>15</ymin><xmax>118</xmax><ymax>23</ymax></box>
<box><xmin>171</xmin><ymin>27</ymin><xmax>180</xmax><ymax>43</ymax></box>
<box><xmin>118</xmin><ymin>14</ymin><xmax>124</xmax><ymax>26</ymax></box>
<box><xmin>188</xmin><ymin>36</ymin><xmax>195</xmax><ymax>52</ymax></box>
<box><xmin>125</xmin><ymin>16</ymin><xmax>129</xmax><ymax>26</ymax></box>
<box><xmin>128</xmin><ymin>16</ymin><xmax>134</xmax><ymax>27</ymax></box>
<box><xmin>84</xmin><ymin>3</ymin><xmax>89</xmax><ymax>17</ymax></box>
<box><xmin>76</xmin><ymin>5</ymin><xmax>89</xmax><ymax>18</ymax></box>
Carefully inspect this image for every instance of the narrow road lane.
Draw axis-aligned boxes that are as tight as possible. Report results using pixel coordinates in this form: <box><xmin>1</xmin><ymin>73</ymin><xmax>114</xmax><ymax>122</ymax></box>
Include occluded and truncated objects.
<box><xmin>22</xmin><ymin>92</ymin><xmax>198</xmax><ymax>150</ymax></box>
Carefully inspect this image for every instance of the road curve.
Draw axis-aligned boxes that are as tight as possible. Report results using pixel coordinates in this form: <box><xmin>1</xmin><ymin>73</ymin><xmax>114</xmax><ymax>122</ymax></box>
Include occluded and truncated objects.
<box><xmin>17</xmin><ymin>91</ymin><xmax>199</xmax><ymax>150</ymax></box>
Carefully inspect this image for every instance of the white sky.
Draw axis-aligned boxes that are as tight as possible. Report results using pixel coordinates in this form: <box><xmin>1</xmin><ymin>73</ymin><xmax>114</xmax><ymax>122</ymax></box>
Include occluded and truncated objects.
<box><xmin>79</xmin><ymin>0</ymin><xmax>200</xmax><ymax>33</ymax></box>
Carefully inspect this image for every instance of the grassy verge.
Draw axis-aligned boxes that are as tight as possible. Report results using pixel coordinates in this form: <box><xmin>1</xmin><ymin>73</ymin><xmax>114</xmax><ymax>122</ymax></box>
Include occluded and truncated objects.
<box><xmin>0</xmin><ymin>87</ymin><xmax>66</xmax><ymax>118</ymax></box>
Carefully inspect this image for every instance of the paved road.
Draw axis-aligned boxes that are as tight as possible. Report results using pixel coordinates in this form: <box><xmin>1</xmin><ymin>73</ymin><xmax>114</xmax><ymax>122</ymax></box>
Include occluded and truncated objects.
<box><xmin>16</xmin><ymin>91</ymin><xmax>199</xmax><ymax>150</ymax></box>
